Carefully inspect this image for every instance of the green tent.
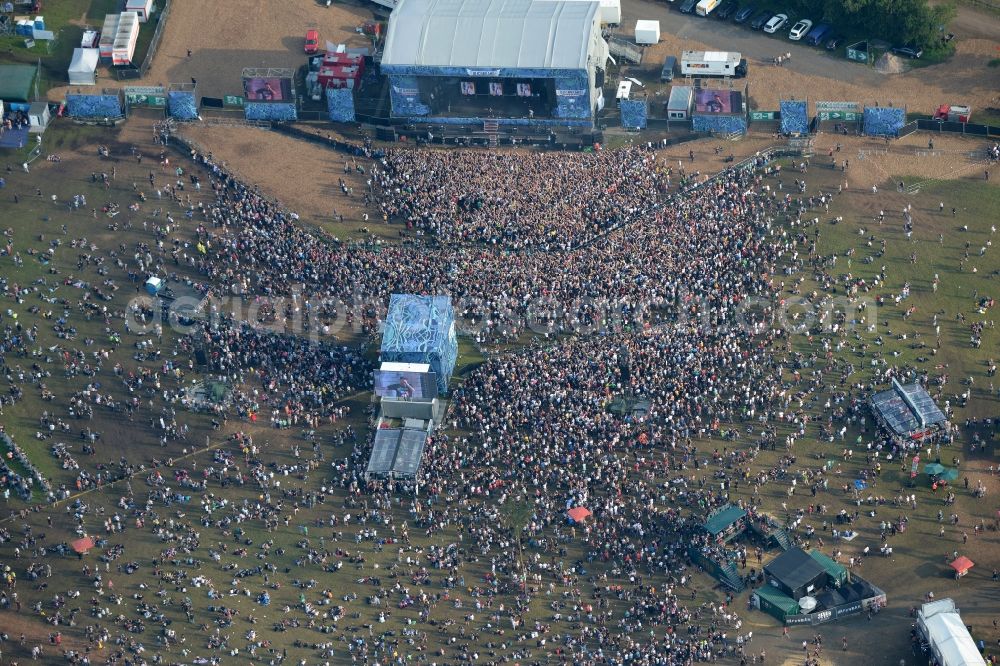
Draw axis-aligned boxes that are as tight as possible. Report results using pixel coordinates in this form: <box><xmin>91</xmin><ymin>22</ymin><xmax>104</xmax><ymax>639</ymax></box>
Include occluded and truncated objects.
<box><xmin>809</xmin><ymin>550</ymin><xmax>848</xmax><ymax>587</ymax></box>
<box><xmin>0</xmin><ymin>64</ymin><xmax>37</xmax><ymax>103</ymax></box>
<box><xmin>754</xmin><ymin>585</ymin><xmax>801</xmax><ymax>623</ymax></box>
<box><xmin>704</xmin><ymin>504</ymin><xmax>748</xmax><ymax>538</ymax></box>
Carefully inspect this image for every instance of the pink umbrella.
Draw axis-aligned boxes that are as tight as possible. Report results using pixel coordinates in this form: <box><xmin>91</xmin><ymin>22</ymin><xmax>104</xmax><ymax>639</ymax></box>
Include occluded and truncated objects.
<box><xmin>567</xmin><ymin>507</ymin><xmax>592</xmax><ymax>523</ymax></box>
<box><xmin>71</xmin><ymin>537</ymin><xmax>95</xmax><ymax>555</ymax></box>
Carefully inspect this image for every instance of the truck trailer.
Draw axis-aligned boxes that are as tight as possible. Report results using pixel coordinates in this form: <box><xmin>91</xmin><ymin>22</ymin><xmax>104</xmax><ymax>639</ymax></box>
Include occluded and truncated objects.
<box><xmin>680</xmin><ymin>50</ymin><xmax>747</xmax><ymax>78</ymax></box>
<box><xmin>933</xmin><ymin>104</ymin><xmax>971</xmax><ymax>123</ymax></box>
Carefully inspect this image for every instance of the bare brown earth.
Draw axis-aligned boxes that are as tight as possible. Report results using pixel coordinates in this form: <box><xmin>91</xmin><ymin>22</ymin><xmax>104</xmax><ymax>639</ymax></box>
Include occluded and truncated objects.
<box><xmin>639</xmin><ymin>36</ymin><xmax>1000</xmax><ymax>114</ymax></box>
<box><xmin>50</xmin><ymin>0</ymin><xmax>376</xmax><ymax>102</ymax></box>
<box><xmin>173</xmin><ymin>122</ymin><xmax>992</xmax><ymax>233</ymax></box>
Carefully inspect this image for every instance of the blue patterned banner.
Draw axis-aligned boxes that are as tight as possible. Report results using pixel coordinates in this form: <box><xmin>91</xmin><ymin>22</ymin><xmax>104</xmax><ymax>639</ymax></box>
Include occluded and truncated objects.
<box><xmin>779</xmin><ymin>100</ymin><xmax>808</xmax><ymax>135</ymax></box>
<box><xmin>380</xmin><ymin>295</ymin><xmax>457</xmax><ymax>394</ymax></box>
<box><xmin>326</xmin><ymin>88</ymin><xmax>356</xmax><ymax>123</ymax></box>
<box><xmin>167</xmin><ymin>91</ymin><xmax>198</xmax><ymax>120</ymax></box>
<box><xmin>863</xmin><ymin>107</ymin><xmax>905</xmax><ymax>137</ymax></box>
<box><xmin>692</xmin><ymin>115</ymin><xmax>747</xmax><ymax>134</ymax></box>
<box><xmin>66</xmin><ymin>94</ymin><xmax>123</xmax><ymax>118</ymax></box>
<box><xmin>388</xmin><ymin>75</ymin><xmax>430</xmax><ymax>117</ymax></box>
<box><xmin>619</xmin><ymin>99</ymin><xmax>648</xmax><ymax>129</ymax></box>
<box><xmin>553</xmin><ymin>73</ymin><xmax>591</xmax><ymax>119</ymax></box>
<box><xmin>244</xmin><ymin>102</ymin><xmax>298</xmax><ymax>122</ymax></box>
<box><xmin>404</xmin><ymin>116</ymin><xmax>591</xmax><ymax>127</ymax></box>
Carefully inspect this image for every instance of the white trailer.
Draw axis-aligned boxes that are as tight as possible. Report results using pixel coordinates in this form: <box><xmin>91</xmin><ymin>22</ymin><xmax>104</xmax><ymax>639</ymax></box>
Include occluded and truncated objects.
<box><xmin>680</xmin><ymin>50</ymin><xmax>748</xmax><ymax>78</ymax></box>
<box><xmin>634</xmin><ymin>20</ymin><xmax>660</xmax><ymax>45</ymax></box>
<box><xmin>695</xmin><ymin>0</ymin><xmax>721</xmax><ymax>16</ymax></box>
<box><xmin>599</xmin><ymin>0</ymin><xmax>621</xmax><ymax>24</ymax></box>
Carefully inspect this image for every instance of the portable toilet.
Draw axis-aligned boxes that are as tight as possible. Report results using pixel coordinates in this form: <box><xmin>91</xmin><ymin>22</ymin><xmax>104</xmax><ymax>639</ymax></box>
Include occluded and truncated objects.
<box><xmin>27</xmin><ymin>102</ymin><xmax>50</xmax><ymax>133</ymax></box>
<box><xmin>145</xmin><ymin>276</ymin><xmax>163</xmax><ymax>296</ymax></box>
<box><xmin>34</xmin><ymin>16</ymin><xmax>45</xmax><ymax>31</ymax></box>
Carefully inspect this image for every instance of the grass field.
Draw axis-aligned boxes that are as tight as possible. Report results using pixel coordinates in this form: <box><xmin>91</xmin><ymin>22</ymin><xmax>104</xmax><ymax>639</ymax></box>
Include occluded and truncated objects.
<box><xmin>0</xmin><ymin>0</ymin><xmax>118</xmax><ymax>95</ymax></box>
<box><xmin>0</xmin><ymin>120</ymin><xmax>998</xmax><ymax>665</ymax></box>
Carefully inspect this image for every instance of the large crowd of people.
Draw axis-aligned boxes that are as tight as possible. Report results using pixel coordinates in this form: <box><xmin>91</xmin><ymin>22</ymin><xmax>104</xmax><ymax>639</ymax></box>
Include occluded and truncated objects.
<box><xmin>367</xmin><ymin>147</ymin><xmax>665</xmax><ymax>249</ymax></box>
<box><xmin>0</xmin><ymin>130</ymin><xmax>995</xmax><ymax>666</ymax></box>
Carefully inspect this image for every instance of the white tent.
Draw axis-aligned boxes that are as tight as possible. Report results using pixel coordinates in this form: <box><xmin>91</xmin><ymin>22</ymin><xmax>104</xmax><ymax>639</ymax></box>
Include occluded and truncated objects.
<box><xmin>68</xmin><ymin>48</ymin><xmax>100</xmax><ymax>86</ymax></box>
<box><xmin>918</xmin><ymin>599</ymin><xmax>986</xmax><ymax>666</ymax></box>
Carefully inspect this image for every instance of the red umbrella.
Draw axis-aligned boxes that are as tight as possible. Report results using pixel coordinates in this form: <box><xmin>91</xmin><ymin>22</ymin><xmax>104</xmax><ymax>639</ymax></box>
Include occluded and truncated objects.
<box><xmin>567</xmin><ymin>507</ymin><xmax>592</xmax><ymax>523</ymax></box>
<box><xmin>950</xmin><ymin>556</ymin><xmax>974</xmax><ymax>574</ymax></box>
<box><xmin>71</xmin><ymin>537</ymin><xmax>96</xmax><ymax>555</ymax></box>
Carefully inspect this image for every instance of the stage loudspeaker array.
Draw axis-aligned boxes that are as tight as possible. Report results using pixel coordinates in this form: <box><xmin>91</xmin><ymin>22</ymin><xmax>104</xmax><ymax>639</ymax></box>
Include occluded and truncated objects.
<box><xmin>595</xmin><ymin>67</ymin><xmax>605</xmax><ymax>89</ymax></box>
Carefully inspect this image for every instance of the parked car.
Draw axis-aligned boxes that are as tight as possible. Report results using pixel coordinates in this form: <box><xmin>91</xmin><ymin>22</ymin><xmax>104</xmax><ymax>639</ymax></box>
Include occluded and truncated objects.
<box><xmin>733</xmin><ymin>5</ymin><xmax>755</xmax><ymax>22</ymax></box>
<box><xmin>679</xmin><ymin>0</ymin><xmax>699</xmax><ymax>14</ymax></box>
<box><xmin>788</xmin><ymin>19</ymin><xmax>812</xmax><ymax>40</ymax></box>
<box><xmin>824</xmin><ymin>34</ymin><xmax>843</xmax><ymax>50</ymax></box>
<box><xmin>805</xmin><ymin>23</ymin><xmax>831</xmax><ymax>46</ymax></box>
<box><xmin>660</xmin><ymin>55</ymin><xmax>677</xmax><ymax>82</ymax></box>
<box><xmin>749</xmin><ymin>10</ymin><xmax>772</xmax><ymax>29</ymax></box>
<box><xmin>715</xmin><ymin>0</ymin><xmax>738</xmax><ymax>19</ymax></box>
<box><xmin>763</xmin><ymin>13</ymin><xmax>788</xmax><ymax>33</ymax></box>
<box><xmin>304</xmin><ymin>28</ymin><xmax>320</xmax><ymax>54</ymax></box>
<box><xmin>892</xmin><ymin>44</ymin><xmax>924</xmax><ymax>58</ymax></box>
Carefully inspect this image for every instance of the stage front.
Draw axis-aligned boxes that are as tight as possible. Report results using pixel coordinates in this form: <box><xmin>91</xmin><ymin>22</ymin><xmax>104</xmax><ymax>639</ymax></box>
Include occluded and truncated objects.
<box><xmin>382</xmin><ymin>66</ymin><xmax>598</xmax><ymax>128</ymax></box>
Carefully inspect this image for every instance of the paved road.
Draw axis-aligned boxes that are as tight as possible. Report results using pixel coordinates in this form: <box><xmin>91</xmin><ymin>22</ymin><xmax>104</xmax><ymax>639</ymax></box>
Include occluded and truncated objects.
<box><xmin>620</xmin><ymin>0</ymin><xmax>999</xmax><ymax>85</ymax></box>
<box><xmin>939</xmin><ymin>1</ymin><xmax>1000</xmax><ymax>40</ymax></box>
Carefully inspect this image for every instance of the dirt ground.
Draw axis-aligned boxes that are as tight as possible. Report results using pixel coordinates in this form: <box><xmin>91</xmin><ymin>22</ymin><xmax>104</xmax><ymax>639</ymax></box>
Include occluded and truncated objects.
<box><xmin>49</xmin><ymin>0</ymin><xmax>376</xmax><ymax>101</ymax></box>
<box><xmin>640</xmin><ymin>36</ymin><xmax>1000</xmax><ymax>116</ymax></box>
<box><xmin>656</xmin><ymin>131</ymin><xmax>993</xmax><ymax>189</ymax></box>
<box><xmin>171</xmin><ymin>121</ymin><xmax>993</xmax><ymax>234</ymax></box>
<box><xmin>178</xmin><ymin>123</ymin><xmax>370</xmax><ymax>233</ymax></box>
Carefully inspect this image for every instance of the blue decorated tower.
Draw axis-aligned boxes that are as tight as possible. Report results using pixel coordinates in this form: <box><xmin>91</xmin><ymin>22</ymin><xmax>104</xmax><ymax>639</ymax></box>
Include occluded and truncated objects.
<box><xmin>380</xmin><ymin>295</ymin><xmax>457</xmax><ymax>395</ymax></box>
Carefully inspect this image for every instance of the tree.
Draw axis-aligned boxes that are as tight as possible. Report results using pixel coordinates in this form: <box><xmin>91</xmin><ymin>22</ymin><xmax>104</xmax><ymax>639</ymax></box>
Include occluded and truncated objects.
<box><xmin>817</xmin><ymin>0</ymin><xmax>956</xmax><ymax>49</ymax></box>
<box><xmin>498</xmin><ymin>495</ymin><xmax>533</xmax><ymax>577</ymax></box>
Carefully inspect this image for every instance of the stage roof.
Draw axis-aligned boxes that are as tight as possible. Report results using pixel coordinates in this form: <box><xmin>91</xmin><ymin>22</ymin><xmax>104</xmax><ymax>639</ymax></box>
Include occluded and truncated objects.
<box><xmin>382</xmin><ymin>0</ymin><xmax>599</xmax><ymax>70</ymax></box>
<box><xmin>870</xmin><ymin>380</ymin><xmax>947</xmax><ymax>436</ymax></box>
<box><xmin>703</xmin><ymin>504</ymin><xmax>747</xmax><ymax>536</ymax></box>
<box><xmin>765</xmin><ymin>547</ymin><xmax>827</xmax><ymax>592</ymax></box>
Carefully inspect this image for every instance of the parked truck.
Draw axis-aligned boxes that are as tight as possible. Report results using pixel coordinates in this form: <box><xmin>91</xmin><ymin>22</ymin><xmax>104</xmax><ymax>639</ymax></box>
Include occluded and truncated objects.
<box><xmin>933</xmin><ymin>104</ymin><xmax>971</xmax><ymax>123</ymax></box>
<box><xmin>680</xmin><ymin>50</ymin><xmax>747</xmax><ymax>78</ymax></box>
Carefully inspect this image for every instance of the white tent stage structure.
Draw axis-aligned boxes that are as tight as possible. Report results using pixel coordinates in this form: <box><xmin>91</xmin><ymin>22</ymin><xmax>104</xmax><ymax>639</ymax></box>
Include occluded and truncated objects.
<box><xmin>68</xmin><ymin>48</ymin><xmax>100</xmax><ymax>86</ymax></box>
